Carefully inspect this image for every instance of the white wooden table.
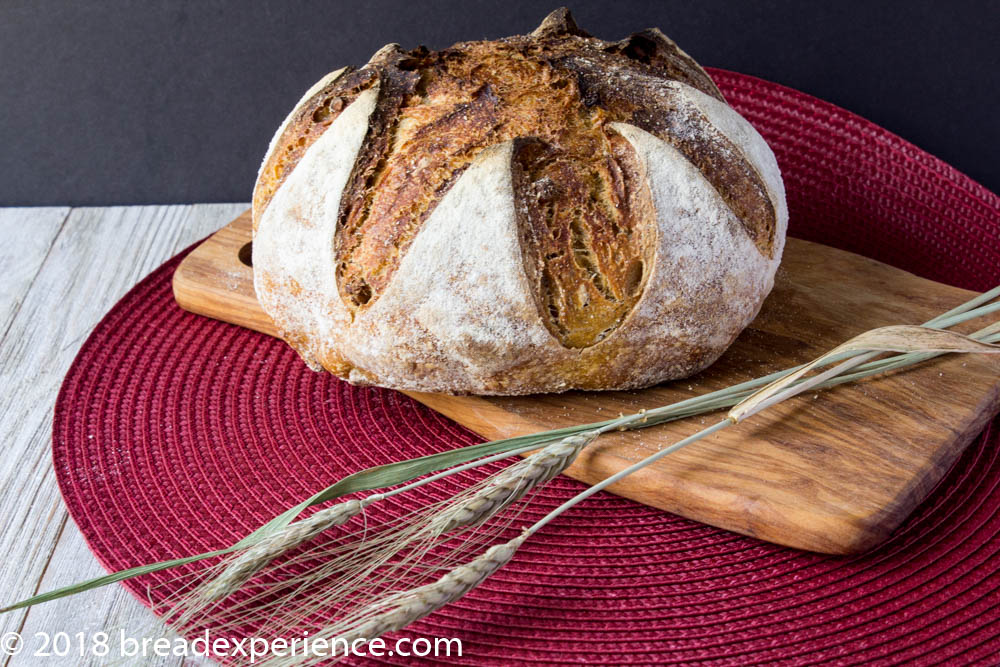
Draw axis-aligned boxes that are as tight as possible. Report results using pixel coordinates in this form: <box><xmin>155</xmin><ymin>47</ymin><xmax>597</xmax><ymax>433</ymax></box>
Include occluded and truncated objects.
<box><xmin>0</xmin><ymin>204</ymin><xmax>247</xmax><ymax>666</ymax></box>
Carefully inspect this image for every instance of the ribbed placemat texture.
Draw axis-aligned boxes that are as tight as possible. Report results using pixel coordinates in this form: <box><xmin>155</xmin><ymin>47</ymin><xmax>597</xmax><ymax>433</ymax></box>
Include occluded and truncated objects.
<box><xmin>52</xmin><ymin>69</ymin><xmax>1000</xmax><ymax>665</ymax></box>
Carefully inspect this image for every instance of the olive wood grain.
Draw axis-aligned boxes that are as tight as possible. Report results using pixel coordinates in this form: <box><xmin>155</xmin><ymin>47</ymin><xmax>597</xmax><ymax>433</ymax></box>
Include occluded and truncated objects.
<box><xmin>173</xmin><ymin>210</ymin><xmax>1000</xmax><ymax>554</ymax></box>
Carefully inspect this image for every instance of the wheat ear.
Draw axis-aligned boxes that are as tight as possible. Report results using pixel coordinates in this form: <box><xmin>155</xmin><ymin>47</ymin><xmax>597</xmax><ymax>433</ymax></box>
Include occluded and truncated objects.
<box><xmin>261</xmin><ymin>535</ymin><xmax>526</xmax><ymax>666</ymax></box>
<box><xmin>429</xmin><ymin>430</ymin><xmax>598</xmax><ymax>533</ymax></box>
<box><xmin>198</xmin><ymin>498</ymin><xmax>371</xmax><ymax>602</ymax></box>
<box><xmin>339</xmin><ymin>535</ymin><xmax>525</xmax><ymax>641</ymax></box>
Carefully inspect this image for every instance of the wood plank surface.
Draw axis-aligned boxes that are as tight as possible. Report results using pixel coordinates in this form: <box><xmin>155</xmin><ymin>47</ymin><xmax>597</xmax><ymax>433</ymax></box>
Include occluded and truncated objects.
<box><xmin>174</xmin><ymin>210</ymin><xmax>1000</xmax><ymax>554</ymax></box>
<box><xmin>0</xmin><ymin>208</ymin><xmax>70</xmax><ymax>338</ymax></box>
<box><xmin>0</xmin><ymin>204</ymin><xmax>246</xmax><ymax>667</ymax></box>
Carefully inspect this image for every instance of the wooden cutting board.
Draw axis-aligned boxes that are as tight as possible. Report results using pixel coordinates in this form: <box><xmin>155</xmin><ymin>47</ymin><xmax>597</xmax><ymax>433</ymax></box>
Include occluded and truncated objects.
<box><xmin>172</xmin><ymin>210</ymin><xmax>1000</xmax><ymax>554</ymax></box>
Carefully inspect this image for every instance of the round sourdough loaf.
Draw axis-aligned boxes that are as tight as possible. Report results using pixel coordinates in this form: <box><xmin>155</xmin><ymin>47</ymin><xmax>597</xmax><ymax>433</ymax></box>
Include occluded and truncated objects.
<box><xmin>252</xmin><ymin>8</ymin><xmax>788</xmax><ymax>395</ymax></box>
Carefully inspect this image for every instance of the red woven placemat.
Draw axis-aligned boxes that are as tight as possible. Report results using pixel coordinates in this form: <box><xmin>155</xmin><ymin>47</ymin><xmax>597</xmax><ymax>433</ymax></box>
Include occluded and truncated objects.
<box><xmin>53</xmin><ymin>69</ymin><xmax>1000</xmax><ymax>665</ymax></box>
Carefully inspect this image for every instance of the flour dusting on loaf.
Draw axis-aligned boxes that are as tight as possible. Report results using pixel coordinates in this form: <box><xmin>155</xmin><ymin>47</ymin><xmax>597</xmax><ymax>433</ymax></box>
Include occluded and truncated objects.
<box><xmin>252</xmin><ymin>8</ymin><xmax>788</xmax><ymax>395</ymax></box>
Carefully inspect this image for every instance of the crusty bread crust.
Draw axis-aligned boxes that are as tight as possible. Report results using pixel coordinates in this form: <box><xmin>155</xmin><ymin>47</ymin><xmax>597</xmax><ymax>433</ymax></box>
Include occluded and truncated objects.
<box><xmin>252</xmin><ymin>8</ymin><xmax>788</xmax><ymax>395</ymax></box>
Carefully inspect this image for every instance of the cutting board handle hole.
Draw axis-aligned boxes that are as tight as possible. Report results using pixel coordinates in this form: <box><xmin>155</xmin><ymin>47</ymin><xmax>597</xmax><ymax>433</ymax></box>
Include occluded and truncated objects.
<box><xmin>238</xmin><ymin>242</ymin><xmax>253</xmax><ymax>267</ymax></box>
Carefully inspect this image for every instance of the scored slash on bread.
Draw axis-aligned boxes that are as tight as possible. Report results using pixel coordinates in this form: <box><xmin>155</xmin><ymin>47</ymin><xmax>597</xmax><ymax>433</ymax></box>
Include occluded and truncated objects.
<box><xmin>251</xmin><ymin>8</ymin><xmax>788</xmax><ymax>395</ymax></box>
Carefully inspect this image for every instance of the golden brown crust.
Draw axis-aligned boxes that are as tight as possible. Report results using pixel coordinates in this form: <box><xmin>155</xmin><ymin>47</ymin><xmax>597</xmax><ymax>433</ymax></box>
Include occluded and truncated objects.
<box><xmin>252</xmin><ymin>8</ymin><xmax>788</xmax><ymax>395</ymax></box>
<box><xmin>254</xmin><ymin>6</ymin><xmax>777</xmax><ymax>323</ymax></box>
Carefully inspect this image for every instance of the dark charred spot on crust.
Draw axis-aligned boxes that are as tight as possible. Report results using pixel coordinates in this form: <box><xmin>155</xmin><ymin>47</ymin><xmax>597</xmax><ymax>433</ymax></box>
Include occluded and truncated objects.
<box><xmin>256</xmin><ymin>8</ymin><xmax>777</xmax><ymax>339</ymax></box>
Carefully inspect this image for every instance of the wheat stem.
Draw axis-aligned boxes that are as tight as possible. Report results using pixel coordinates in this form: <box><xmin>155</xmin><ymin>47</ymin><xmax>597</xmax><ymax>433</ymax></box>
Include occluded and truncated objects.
<box><xmin>527</xmin><ymin>420</ymin><xmax>732</xmax><ymax>536</ymax></box>
<box><xmin>931</xmin><ymin>285</ymin><xmax>1000</xmax><ymax>322</ymax></box>
<box><xmin>635</xmin><ymin>298</ymin><xmax>1000</xmax><ymax>427</ymax></box>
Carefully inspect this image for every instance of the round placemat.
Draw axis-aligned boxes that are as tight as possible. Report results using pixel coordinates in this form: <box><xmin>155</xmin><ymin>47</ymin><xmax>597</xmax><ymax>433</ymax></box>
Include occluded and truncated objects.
<box><xmin>53</xmin><ymin>69</ymin><xmax>1000</xmax><ymax>665</ymax></box>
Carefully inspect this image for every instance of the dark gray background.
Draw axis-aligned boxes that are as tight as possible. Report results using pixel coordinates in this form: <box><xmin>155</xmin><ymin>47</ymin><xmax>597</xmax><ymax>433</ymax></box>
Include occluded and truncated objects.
<box><xmin>1</xmin><ymin>0</ymin><xmax>997</xmax><ymax>206</ymax></box>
